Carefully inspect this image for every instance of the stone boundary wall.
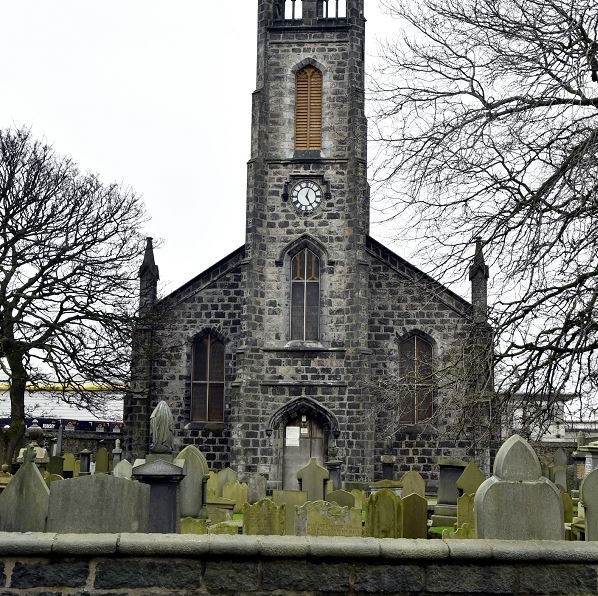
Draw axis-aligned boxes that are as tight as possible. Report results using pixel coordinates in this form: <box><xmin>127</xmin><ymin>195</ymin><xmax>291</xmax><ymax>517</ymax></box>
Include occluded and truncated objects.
<box><xmin>0</xmin><ymin>533</ymin><xmax>597</xmax><ymax>594</ymax></box>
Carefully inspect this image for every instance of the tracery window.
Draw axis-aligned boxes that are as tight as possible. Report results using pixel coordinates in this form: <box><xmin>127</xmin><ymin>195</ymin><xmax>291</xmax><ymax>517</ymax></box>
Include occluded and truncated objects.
<box><xmin>191</xmin><ymin>332</ymin><xmax>225</xmax><ymax>422</ymax></box>
<box><xmin>295</xmin><ymin>65</ymin><xmax>322</xmax><ymax>151</ymax></box>
<box><xmin>398</xmin><ymin>334</ymin><xmax>434</xmax><ymax>423</ymax></box>
<box><xmin>290</xmin><ymin>248</ymin><xmax>320</xmax><ymax>340</ymax></box>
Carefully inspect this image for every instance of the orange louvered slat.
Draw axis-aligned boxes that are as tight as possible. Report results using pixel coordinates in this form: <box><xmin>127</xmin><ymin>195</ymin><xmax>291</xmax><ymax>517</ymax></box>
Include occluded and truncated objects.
<box><xmin>295</xmin><ymin>66</ymin><xmax>322</xmax><ymax>150</ymax></box>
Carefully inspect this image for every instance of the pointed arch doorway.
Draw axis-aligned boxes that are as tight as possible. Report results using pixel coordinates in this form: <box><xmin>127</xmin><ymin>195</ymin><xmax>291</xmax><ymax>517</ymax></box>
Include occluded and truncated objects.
<box><xmin>267</xmin><ymin>397</ymin><xmax>340</xmax><ymax>490</ymax></box>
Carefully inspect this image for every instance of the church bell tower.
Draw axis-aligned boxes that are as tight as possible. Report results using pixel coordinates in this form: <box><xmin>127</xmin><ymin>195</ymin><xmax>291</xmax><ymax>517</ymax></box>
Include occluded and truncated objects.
<box><xmin>230</xmin><ymin>0</ymin><xmax>372</xmax><ymax>486</ymax></box>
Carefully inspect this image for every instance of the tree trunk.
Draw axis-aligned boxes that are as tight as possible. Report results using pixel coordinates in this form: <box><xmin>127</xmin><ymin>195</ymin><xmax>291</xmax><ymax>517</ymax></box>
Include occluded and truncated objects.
<box><xmin>4</xmin><ymin>350</ymin><xmax>27</xmax><ymax>466</ymax></box>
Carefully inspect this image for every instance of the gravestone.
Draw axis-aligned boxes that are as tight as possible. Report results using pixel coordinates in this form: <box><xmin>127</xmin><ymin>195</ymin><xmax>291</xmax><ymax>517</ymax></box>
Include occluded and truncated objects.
<box><xmin>63</xmin><ymin>452</ymin><xmax>76</xmax><ymax>479</ymax></box>
<box><xmin>206</xmin><ymin>470</ymin><xmax>218</xmax><ymax>499</ymax></box>
<box><xmin>180</xmin><ymin>517</ymin><xmax>208</xmax><ymax>534</ymax></box>
<box><xmin>581</xmin><ymin>467</ymin><xmax>598</xmax><ymax>540</ymax></box>
<box><xmin>0</xmin><ymin>458</ymin><xmax>49</xmax><ymax>532</ymax></box>
<box><xmin>247</xmin><ymin>473</ymin><xmax>267</xmax><ymax>504</ymax></box>
<box><xmin>46</xmin><ymin>474</ymin><xmax>150</xmax><ymax>533</ymax></box>
<box><xmin>272</xmin><ymin>489</ymin><xmax>308</xmax><ymax>535</ymax></box>
<box><xmin>296</xmin><ymin>458</ymin><xmax>329</xmax><ymax>501</ymax></box>
<box><xmin>48</xmin><ymin>455</ymin><xmax>64</xmax><ymax>476</ymax></box>
<box><xmin>132</xmin><ymin>459</ymin><xmax>185</xmax><ymax>533</ymax></box>
<box><xmin>350</xmin><ymin>489</ymin><xmax>366</xmax><ymax>511</ymax></box>
<box><xmin>475</xmin><ymin>434</ymin><xmax>564</xmax><ymax>539</ymax></box>
<box><xmin>553</xmin><ymin>448</ymin><xmax>568</xmax><ymax>490</ymax></box>
<box><xmin>295</xmin><ymin>500</ymin><xmax>362</xmax><ymax>537</ymax></box>
<box><xmin>222</xmin><ymin>480</ymin><xmax>248</xmax><ymax>513</ymax></box>
<box><xmin>207</xmin><ymin>506</ymin><xmax>232</xmax><ymax>524</ymax></box>
<box><xmin>112</xmin><ymin>459</ymin><xmax>133</xmax><ymax>479</ymax></box>
<box><xmin>326</xmin><ymin>489</ymin><xmax>355</xmax><ymax>508</ymax></box>
<box><xmin>458</xmin><ymin>492</ymin><xmax>475</xmax><ymax>527</ymax></box>
<box><xmin>456</xmin><ymin>460</ymin><xmax>486</xmax><ymax>496</ymax></box>
<box><xmin>400</xmin><ymin>470</ymin><xmax>426</xmax><ymax>497</ymax></box>
<box><xmin>217</xmin><ymin>467</ymin><xmax>237</xmax><ymax>497</ymax></box>
<box><xmin>431</xmin><ymin>457</ymin><xmax>467</xmax><ymax>526</ymax></box>
<box><xmin>95</xmin><ymin>447</ymin><xmax>110</xmax><ymax>474</ymax></box>
<box><xmin>560</xmin><ymin>487</ymin><xmax>573</xmax><ymax>524</ymax></box>
<box><xmin>243</xmin><ymin>498</ymin><xmax>285</xmax><ymax>535</ymax></box>
<box><xmin>364</xmin><ymin>488</ymin><xmax>402</xmax><ymax>538</ymax></box>
<box><xmin>402</xmin><ymin>493</ymin><xmax>428</xmax><ymax>539</ymax></box>
<box><xmin>176</xmin><ymin>445</ymin><xmax>209</xmax><ymax>518</ymax></box>
<box><xmin>46</xmin><ymin>473</ymin><xmax>64</xmax><ymax>485</ymax></box>
<box><xmin>209</xmin><ymin>521</ymin><xmax>239</xmax><ymax>534</ymax></box>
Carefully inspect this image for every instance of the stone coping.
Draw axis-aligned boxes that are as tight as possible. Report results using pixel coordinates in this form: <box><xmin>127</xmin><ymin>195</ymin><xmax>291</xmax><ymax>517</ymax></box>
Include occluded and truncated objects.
<box><xmin>0</xmin><ymin>534</ymin><xmax>598</xmax><ymax>562</ymax></box>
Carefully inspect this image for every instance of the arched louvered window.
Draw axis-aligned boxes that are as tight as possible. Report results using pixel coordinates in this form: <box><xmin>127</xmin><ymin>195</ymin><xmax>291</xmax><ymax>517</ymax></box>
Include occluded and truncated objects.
<box><xmin>191</xmin><ymin>332</ymin><xmax>225</xmax><ymax>422</ymax></box>
<box><xmin>291</xmin><ymin>248</ymin><xmax>320</xmax><ymax>340</ymax></box>
<box><xmin>398</xmin><ymin>334</ymin><xmax>434</xmax><ymax>423</ymax></box>
<box><xmin>295</xmin><ymin>65</ymin><xmax>322</xmax><ymax>151</ymax></box>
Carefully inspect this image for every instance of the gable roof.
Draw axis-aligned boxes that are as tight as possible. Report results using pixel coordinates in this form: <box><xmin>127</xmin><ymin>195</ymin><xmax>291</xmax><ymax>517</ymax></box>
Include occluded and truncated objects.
<box><xmin>366</xmin><ymin>235</ymin><xmax>472</xmax><ymax>318</ymax></box>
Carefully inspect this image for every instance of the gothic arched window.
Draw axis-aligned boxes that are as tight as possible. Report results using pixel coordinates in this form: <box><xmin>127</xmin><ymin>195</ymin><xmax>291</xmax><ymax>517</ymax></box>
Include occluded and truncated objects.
<box><xmin>290</xmin><ymin>248</ymin><xmax>320</xmax><ymax>340</ymax></box>
<box><xmin>295</xmin><ymin>65</ymin><xmax>322</xmax><ymax>151</ymax></box>
<box><xmin>398</xmin><ymin>334</ymin><xmax>434</xmax><ymax>423</ymax></box>
<box><xmin>191</xmin><ymin>332</ymin><xmax>225</xmax><ymax>422</ymax></box>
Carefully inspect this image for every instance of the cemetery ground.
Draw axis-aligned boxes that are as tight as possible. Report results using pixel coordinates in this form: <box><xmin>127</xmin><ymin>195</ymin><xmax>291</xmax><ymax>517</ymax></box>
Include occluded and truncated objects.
<box><xmin>0</xmin><ymin>428</ymin><xmax>598</xmax><ymax>593</ymax></box>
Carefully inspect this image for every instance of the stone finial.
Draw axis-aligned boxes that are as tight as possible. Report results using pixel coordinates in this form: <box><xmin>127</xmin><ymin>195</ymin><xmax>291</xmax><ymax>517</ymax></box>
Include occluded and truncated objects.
<box><xmin>138</xmin><ymin>237</ymin><xmax>159</xmax><ymax>313</ymax></box>
<box><xmin>469</xmin><ymin>237</ymin><xmax>489</xmax><ymax>324</ymax></box>
<box><xmin>139</xmin><ymin>237</ymin><xmax>159</xmax><ymax>280</ymax></box>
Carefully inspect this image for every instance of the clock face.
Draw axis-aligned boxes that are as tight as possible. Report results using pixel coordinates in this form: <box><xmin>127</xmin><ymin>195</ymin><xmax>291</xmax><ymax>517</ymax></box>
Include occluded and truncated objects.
<box><xmin>290</xmin><ymin>180</ymin><xmax>323</xmax><ymax>213</ymax></box>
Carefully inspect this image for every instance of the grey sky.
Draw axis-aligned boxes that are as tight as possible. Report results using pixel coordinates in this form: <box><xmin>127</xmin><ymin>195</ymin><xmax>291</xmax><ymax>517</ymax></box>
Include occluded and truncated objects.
<box><xmin>0</xmin><ymin>1</ymin><xmax>398</xmax><ymax>294</ymax></box>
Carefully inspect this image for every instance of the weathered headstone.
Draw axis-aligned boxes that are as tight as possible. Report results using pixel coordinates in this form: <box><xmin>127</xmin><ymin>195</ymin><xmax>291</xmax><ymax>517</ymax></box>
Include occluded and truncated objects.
<box><xmin>180</xmin><ymin>517</ymin><xmax>208</xmax><ymax>534</ymax></box>
<box><xmin>112</xmin><ymin>459</ymin><xmax>133</xmax><ymax>479</ymax></box>
<box><xmin>475</xmin><ymin>434</ymin><xmax>564</xmax><ymax>539</ymax></box>
<box><xmin>296</xmin><ymin>458</ymin><xmax>329</xmax><ymax>501</ymax></box>
<box><xmin>243</xmin><ymin>498</ymin><xmax>285</xmax><ymax>535</ymax></box>
<box><xmin>295</xmin><ymin>500</ymin><xmax>361</xmax><ymax>537</ymax></box>
<box><xmin>0</xmin><ymin>459</ymin><xmax>49</xmax><ymax>532</ymax></box>
<box><xmin>553</xmin><ymin>448</ymin><xmax>568</xmax><ymax>490</ymax></box>
<box><xmin>581</xmin><ymin>467</ymin><xmax>598</xmax><ymax>540</ymax></box>
<box><xmin>402</xmin><ymin>493</ymin><xmax>428</xmax><ymax>539</ymax></box>
<box><xmin>206</xmin><ymin>470</ymin><xmax>218</xmax><ymax>498</ymax></box>
<box><xmin>209</xmin><ymin>521</ymin><xmax>239</xmax><ymax>534</ymax></box>
<box><xmin>95</xmin><ymin>447</ymin><xmax>110</xmax><ymax>474</ymax></box>
<box><xmin>457</xmin><ymin>492</ymin><xmax>476</xmax><ymax>537</ymax></box>
<box><xmin>217</xmin><ymin>467</ymin><xmax>237</xmax><ymax>497</ymax></box>
<box><xmin>223</xmin><ymin>480</ymin><xmax>248</xmax><ymax>513</ymax></box>
<box><xmin>364</xmin><ymin>488</ymin><xmax>402</xmax><ymax>538</ymax></box>
<box><xmin>46</xmin><ymin>474</ymin><xmax>150</xmax><ymax>533</ymax></box>
<box><xmin>47</xmin><ymin>455</ymin><xmax>64</xmax><ymax>476</ymax></box>
<box><xmin>176</xmin><ymin>445</ymin><xmax>209</xmax><ymax>518</ymax></box>
<box><xmin>63</xmin><ymin>452</ymin><xmax>76</xmax><ymax>479</ymax></box>
<box><xmin>272</xmin><ymin>489</ymin><xmax>308</xmax><ymax>535</ymax></box>
<box><xmin>247</xmin><ymin>473</ymin><xmax>267</xmax><ymax>504</ymax></box>
<box><xmin>431</xmin><ymin>457</ymin><xmax>467</xmax><ymax>526</ymax></box>
<box><xmin>207</xmin><ymin>506</ymin><xmax>232</xmax><ymax>524</ymax></box>
<box><xmin>560</xmin><ymin>487</ymin><xmax>573</xmax><ymax>524</ymax></box>
<box><xmin>456</xmin><ymin>460</ymin><xmax>486</xmax><ymax>496</ymax></box>
<box><xmin>400</xmin><ymin>470</ymin><xmax>426</xmax><ymax>497</ymax></box>
<box><xmin>326</xmin><ymin>489</ymin><xmax>355</xmax><ymax>508</ymax></box>
<box><xmin>350</xmin><ymin>489</ymin><xmax>366</xmax><ymax>511</ymax></box>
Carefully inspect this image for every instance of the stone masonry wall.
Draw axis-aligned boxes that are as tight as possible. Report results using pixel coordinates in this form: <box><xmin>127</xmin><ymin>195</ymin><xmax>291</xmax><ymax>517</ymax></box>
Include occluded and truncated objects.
<box><xmin>131</xmin><ymin>249</ymin><xmax>245</xmax><ymax>466</ymax></box>
<box><xmin>0</xmin><ymin>534</ymin><xmax>597</xmax><ymax>595</ymax></box>
<box><xmin>366</xmin><ymin>239</ymin><xmax>484</xmax><ymax>488</ymax></box>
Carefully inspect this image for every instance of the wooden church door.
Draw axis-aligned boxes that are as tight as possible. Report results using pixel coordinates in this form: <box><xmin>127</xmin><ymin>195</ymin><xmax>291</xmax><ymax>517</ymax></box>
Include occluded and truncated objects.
<box><xmin>283</xmin><ymin>415</ymin><xmax>324</xmax><ymax>490</ymax></box>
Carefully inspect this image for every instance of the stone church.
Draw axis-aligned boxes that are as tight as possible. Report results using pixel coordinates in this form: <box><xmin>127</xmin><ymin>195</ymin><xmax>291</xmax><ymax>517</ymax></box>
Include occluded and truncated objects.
<box><xmin>124</xmin><ymin>0</ymin><xmax>495</xmax><ymax>490</ymax></box>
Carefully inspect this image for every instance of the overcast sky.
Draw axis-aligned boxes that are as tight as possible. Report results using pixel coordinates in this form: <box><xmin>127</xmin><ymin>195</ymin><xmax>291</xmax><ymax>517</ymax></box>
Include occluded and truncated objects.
<box><xmin>0</xmin><ymin>1</ymin><xmax>404</xmax><ymax>295</ymax></box>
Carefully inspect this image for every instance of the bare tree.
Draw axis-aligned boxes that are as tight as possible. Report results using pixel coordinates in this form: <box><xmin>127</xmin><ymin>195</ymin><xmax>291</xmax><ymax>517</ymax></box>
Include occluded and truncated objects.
<box><xmin>370</xmin><ymin>0</ymin><xmax>598</xmax><ymax>435</ymax></box>
<box><xmin>0</xmin><ymin>128</ymin><xmax>146</xmax><ymax>463</ymax></box>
